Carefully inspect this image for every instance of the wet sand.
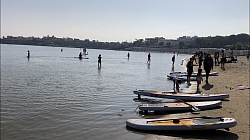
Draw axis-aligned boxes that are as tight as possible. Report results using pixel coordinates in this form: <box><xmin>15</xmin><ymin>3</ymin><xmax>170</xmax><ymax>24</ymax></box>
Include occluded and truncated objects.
<box><xmin>179</xmin><ymin>56</ymin><xmax>249</xmax><ymax>140</ymax></box>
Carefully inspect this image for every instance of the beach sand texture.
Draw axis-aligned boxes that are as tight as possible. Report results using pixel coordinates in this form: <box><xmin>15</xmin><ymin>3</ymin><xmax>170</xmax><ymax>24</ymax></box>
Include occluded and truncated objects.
<box><xmin>179</xmin><ymin>56</ymin><xmax>249</xmax><ymax>140</ymax></box>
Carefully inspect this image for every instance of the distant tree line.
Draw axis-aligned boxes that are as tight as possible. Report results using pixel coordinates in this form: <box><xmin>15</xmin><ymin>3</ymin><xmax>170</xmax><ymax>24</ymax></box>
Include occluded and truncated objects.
<box><xmin>131</xmin><ymin>33</ymin><xmax>249</xmax><ymax>50</ymax></box>
<box><xmin>194</xmin><ymin>33</ymin><xmax>249</xmax><ymax>50</ymax></box>
<box><xmin>1</xmin><ymin>33</ymin><xmax>249</xmax><ymax>50</ymax></box>
<box><xmin>0</xmin><ymin>36</ymin><xmax>127</xmax><ymax>50</ymax></box>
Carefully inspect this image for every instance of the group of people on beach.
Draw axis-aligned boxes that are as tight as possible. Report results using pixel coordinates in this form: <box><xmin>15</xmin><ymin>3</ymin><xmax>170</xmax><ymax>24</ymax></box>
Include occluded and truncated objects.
<box><xmin>186</xmin><ymin>51</ymin><xmax>213</xmax><ymax>90</ymax></box>
<box><xmin>185</xmin><ymin>49</ymin><xmax>250</xmax><ymax>91</ymax></box>
<box><xmin>186</xmin><ymin>51</ymin><xmax>216</xmax><ymax>90</ymax></box>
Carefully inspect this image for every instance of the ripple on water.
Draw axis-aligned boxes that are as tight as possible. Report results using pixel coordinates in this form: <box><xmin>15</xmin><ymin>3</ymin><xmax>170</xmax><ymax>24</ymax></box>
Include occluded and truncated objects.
<box><xmin>1</xmin><ymin>45</ymin><xmax>189</xmax><ymax>140</ymax></box>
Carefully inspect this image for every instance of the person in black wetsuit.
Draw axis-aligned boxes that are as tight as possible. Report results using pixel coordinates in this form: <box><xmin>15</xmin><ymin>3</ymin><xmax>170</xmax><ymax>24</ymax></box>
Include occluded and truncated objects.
<box><xmin>172</xmin><ymin>55</ymin><xmax>175</xmax><ymax>65</ymax></box>
<box><xmin>79</xmin><ymin>52</ymin><xmax>82</xmax><ymax>59</ymax></box>
<box><xmin>98</xmin><ymin>54</ymin><xmax>102</xmax><ymax>67</ymax></box>
<box><xmin>27</xmin><ymin>50</ymin><xmax>30</xmax><ymax>58</ymax></box>
<box><xmin>203</xmin><ymin>52</ymin><xmax>213</xmax><ymax>83</ymax></box>
<box><xmin>186</xmin><ymin>58</ymin><xmax>193</xmax><ymax>84</ymax></box>
<box><xmin>198</xmin><ymin>54</ymin><xmax>203</xmax><ymax>68</ymax></box>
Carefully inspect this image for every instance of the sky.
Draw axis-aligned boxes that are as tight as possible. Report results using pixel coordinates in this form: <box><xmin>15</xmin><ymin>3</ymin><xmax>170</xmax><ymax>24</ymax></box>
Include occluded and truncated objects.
<box><xmin>1</xmin><ymin>0</ymin><xmax>249</xmax><ymax>42</ymax></box>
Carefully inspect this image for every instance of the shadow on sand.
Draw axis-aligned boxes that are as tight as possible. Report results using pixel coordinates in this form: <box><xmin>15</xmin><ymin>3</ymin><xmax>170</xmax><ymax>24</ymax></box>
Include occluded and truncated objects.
<box><xmin>202</xmin><ymin>83</ymin><xmax>214</xmax><ymax>90</ymax></box>
<box><xmin>126</xmin><ymin>126</ymin><xmax>238</xmax><ymax>140</ymax></box>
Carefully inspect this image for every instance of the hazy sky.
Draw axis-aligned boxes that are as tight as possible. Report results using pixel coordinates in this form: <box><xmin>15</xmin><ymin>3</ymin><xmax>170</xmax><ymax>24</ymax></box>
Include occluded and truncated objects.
<box><xmin>1</xmin><ymin>0</ymin><xmax>249</xmax><ymax>42</ymax></box>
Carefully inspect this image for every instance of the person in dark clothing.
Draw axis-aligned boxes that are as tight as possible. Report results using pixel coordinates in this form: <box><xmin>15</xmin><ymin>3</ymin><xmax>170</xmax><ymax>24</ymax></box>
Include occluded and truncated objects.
<box><xmin>198</xmin><ymin>54</ymin><xmax>203</xmax><ymax>68</ymax></box>
<box><xmin>127</xmin><ymin>52</ymin><xmax>130</xmax><ymax>59</ymax></box>
<box><xmin>186</xmin><ymin>58</ymin><xmax>193</xmax><ymax>84</ymax></box>
<box><xmin>27</xmin><ymin>50</ymin><xmax>30</xmax><ymax>58</ymax></box>
<box><xmin>98</xmin><ymin>54</ymin><xmax>102</xmax><ymax>67</ymax></box>
<box><xmin>214</xmin><ymin>51</ymin><xmax>219</xmax><ymax>65</ymax></box>
<box><xmin>203</xmin><ymin>52</ymin><xmax>213</xmax><ymax>83</ymax></box>
<box><xmin>79</xmin><ymin>52</ymin><xmax>82</xmax><ymax>59</ymax></box>
<box><xmin>147</xmin><ymin>53</ymin><xmax>151</xmax><ymax>64</ymax></box>
<box><xmin>172</xmin><ymin>55</ymin><xmax>175</xmax><ymax>64</ymax></box>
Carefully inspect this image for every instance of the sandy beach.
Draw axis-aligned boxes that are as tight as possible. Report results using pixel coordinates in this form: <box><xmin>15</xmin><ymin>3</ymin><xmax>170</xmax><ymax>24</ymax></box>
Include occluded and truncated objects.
<box><xmin>178</xmin><ymin>55</ymin><xmax>249</xmax><ymax>140</ymax></box>
<box><xmin>129</xmin><ymin>54</ymin><xmax>249</xmax><ymax>140</ymax></box>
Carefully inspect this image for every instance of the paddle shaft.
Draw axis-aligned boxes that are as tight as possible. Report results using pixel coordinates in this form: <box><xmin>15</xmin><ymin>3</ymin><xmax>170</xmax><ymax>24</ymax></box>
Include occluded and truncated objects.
<box><xmin>146</xmin><ymin>116</ymin><xmax>223</xmax><ymax>123</ymax></box>
<box><xmin>176</xmin><ymin>98</ymin><xmax>200</xmax><ymax>111</ymax></box>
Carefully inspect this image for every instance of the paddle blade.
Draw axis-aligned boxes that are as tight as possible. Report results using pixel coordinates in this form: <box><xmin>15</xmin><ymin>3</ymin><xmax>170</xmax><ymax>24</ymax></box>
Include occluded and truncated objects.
<box><xmin>191</xmin><ymin>106</ymin><xmax>201</xmax><ymax>112</ymax></box>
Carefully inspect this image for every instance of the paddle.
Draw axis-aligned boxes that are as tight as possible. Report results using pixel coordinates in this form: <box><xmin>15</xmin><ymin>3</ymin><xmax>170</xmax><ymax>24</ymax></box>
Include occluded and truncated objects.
<box><xmin>134</xmin><ymin>105</ymin><xmax>140</xmax><ymax>111</ymax></box>
<box><xmin>176</xmin><ymin>98</ymin><xmax>201</xmax><ymax>112</ymax></box>
<box><xmin>146</xmin><ymin>116</ymin><xmax>223</xmax><ymax>123</ymax></box>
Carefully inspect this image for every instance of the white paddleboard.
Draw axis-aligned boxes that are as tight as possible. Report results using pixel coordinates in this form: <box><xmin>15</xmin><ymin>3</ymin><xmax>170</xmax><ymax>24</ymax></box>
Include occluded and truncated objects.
<box><xmin>168</xmin><ymin>72</ymin><xmax>218</xmax><ymax>79</ymax></box>
<box><xmin>139</xmin><ymin>100</ymin><xmax>222</xmax><ymax>111</ymax></box>
<box><xmin>172</xmin><ymin>76</ymin><xmax>197</xmax><ymax>81</ymax></box>
<box><xmin>126</xmin><ymin>116</ymin><xmax>237</xmax><ymax>131</ymax></box>
<box><xmin>133</xmin><ymin>90</ymin><xmax>229</xmax><ymax>101</ymax></box>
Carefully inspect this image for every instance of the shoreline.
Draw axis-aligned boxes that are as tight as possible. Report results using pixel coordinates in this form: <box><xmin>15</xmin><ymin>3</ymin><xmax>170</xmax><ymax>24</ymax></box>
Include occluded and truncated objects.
<box><xmin>176</xmin><ymin>56</ymin><xmax>249</xmax><ymax>139</ymax></box>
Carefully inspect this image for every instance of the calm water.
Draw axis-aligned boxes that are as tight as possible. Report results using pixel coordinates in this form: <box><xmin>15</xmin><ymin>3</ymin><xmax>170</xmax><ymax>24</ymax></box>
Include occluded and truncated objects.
<box><xmin>1</xmin><ymin>44</ymin><xmax>190</xmax><ymax>140</ymax></box>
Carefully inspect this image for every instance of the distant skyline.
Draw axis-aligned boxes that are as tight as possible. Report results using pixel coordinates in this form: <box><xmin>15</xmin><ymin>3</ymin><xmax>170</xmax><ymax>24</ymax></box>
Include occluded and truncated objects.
<box><xmin>1</xmin><ymin>0</ymin><xmax>249</xmax><ymax>42</ymax></box>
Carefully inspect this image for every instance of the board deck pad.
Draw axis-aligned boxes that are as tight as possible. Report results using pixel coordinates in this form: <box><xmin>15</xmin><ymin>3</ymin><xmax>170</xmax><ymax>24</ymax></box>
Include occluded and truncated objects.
<box><xmin>164</xmin><ymin>102</ymin><xmax>197</xmax><ymax>107</ymax></box>
<box><xmin>153</xmin><ymin>119</ymin><xmax>195</xmax><ymax>126</ymax></box>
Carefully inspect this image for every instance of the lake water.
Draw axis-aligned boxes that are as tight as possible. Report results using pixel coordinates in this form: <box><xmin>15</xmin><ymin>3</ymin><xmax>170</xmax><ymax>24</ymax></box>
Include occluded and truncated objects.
<box><xmin>1</xmin><ymin>44</ymin><xmax>191</xmax><ymax>140</ymax></box>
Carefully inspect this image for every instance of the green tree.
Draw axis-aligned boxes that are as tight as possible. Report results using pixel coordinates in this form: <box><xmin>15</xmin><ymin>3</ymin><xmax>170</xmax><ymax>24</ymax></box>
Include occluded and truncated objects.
<box><xmin>235</xmin><ymin>42</ymin><xmax>243</xmax><ymax>50</ymax></box>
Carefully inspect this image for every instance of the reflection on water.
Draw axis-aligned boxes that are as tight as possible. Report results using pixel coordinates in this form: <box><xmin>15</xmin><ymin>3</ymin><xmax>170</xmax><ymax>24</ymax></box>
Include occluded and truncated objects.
<box><xmin>1</xmin><ymin>44</ymin><xmax>200</xmax><ymax>140</ymax></box>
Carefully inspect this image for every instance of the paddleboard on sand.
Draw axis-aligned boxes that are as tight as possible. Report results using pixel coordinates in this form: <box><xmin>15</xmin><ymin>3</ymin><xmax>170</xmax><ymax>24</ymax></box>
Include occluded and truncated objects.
<box><xmin>168</xmin><ymin>72</ymin><xmax>218</xmax><ymax>79</ymax></box>
<box><xmin>236</xmin><ymin>85</ymin><xmax>250</xmax><ymax>90</ymax></box>
<box><xmin>133</xmin><ymin>90</ymin><xmax>229</xmax><ymax>101</ymax></box>
<box><xmin>139</xmin><ymin>100</ymin><xmax>222</xmax><ymax>111</ymax></box>
<box><xmin>170</xmin><ymin>76</ymin><xmax>197</xmax><ymax>81</ymax></box>
<box><xmin>126</xmin><ymin>116</ymin><xmax>237</xmax><ymax>131</ymax></box>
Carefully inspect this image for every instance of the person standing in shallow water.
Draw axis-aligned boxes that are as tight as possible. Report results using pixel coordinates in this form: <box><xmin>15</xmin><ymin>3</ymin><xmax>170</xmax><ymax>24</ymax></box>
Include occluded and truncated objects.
<box><xmin>147</xmin><ymin>53</ymin><xmax>151</xmax><ymax>64</ymax></box>
<box><xmin>172</xmin><ymin>55</ymin><xmax>175</xmax><ymax>65</ymax></box>
<box><xmin>79</xmin><ymin>52</ymin><xmax>82</xmax><ymax>59</ymax></box>
<box><xmin>98</xmin><ymin>54</ymin><xmax>102</xmax><ymax>67</ymax></box>
<box><xmin>27</xmin><ymin>50</ymin><xmax>30</xmax><ymax>58</ymax></box>
<box><xmin>127</xmin><ymin>52</ymin><xmax>130</xmax><ymax>59</ymax></box>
